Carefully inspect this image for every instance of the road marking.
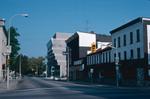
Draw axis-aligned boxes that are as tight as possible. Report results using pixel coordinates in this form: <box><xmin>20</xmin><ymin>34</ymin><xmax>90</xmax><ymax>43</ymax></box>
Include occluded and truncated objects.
<box><xmin>15</xmin><ymin>87</ymin><xmax>56</xmax><ymax>92</ymax></box>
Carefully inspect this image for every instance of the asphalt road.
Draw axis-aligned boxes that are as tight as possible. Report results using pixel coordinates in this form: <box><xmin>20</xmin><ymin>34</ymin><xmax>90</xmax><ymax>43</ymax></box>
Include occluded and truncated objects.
<box><xmin>0</xmin><ymin>77</ymin><xmax>150</xmax><ymax>99</ymax></box>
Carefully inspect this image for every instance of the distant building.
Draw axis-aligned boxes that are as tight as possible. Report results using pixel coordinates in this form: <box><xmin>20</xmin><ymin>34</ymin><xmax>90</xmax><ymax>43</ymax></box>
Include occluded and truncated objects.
<box><xmin>66</xmin><ymin>31</ymin><xmax>111</xmax><ymax>80</ymax></box>
<box><xmin>47</xmin><ymin>32</ymin><xmax>72</xmax><ymax>78</ymax></box>
<box><xmin>0</xmin><ymin>18</ymin><xmax>7</xmax><ymax>81</ymax></box>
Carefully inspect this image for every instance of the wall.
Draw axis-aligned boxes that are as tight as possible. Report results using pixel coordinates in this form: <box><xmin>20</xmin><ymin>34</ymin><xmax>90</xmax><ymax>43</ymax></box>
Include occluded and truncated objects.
<box><xmin>111</xmin><ymin>22</ymin><xmax>144</xmax><ymax>62</ymax></box>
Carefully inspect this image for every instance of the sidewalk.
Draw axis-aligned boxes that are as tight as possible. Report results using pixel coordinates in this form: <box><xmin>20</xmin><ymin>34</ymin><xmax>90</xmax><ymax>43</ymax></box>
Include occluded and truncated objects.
<box><xmin>55</xmin><ymin>79</ymin><xmax>150</xmax><ymax>89</ymax></box>
<box><xmin>71</xmin><ymin>80</ymin><xmax>150</xmax><ymax>89</ymax></box>
<box><xmin>0</xmin><ymin>79</ymin><xmax>19</xmax><ymax>93</ymax></box>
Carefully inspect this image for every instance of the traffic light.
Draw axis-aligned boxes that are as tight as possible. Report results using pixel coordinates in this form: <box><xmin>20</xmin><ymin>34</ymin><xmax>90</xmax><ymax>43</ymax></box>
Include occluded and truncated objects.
<box><xmin>91</xmin><ymin>42</ymin><xmax>96</xmax><ymax>53</ymax></box>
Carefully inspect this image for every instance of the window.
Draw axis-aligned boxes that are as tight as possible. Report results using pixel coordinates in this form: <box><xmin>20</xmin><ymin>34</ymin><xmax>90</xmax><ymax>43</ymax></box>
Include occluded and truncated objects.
<box><xmin>130</xmin><ymin>49</ymin><xmax>134</xmax><ymax>59</ymax></box>
<box><xmin>97</xmin><ymin>54</ymin><xmax>99</xmax><ymax>63</ymax></box>
<box><xmin>130</xmin><ymin>32</ymin><xmax>133</xmax><ymax>44</ymax></box>
<box><xmin>118</xmin><ymin>52</ymin><xmax>121</xmax><ymax>60</ymax></box>
<box><xmin>101</xmin><ymin>53</ymin><xmax>103</xmax><ymax>63</ymax></box>
<box><xmin>88</xmin><ymin>56</ymin><xmax>90</xmax><ymax>65</ymax></box>
<box><xmin>137</xmin><ymin>48</ymin><xmax>141</xmax><ymax>59</ymax></box>
<box><xmin>103</xmin><ymin>53</ymin><xmax>105</xmax><ymax>63</ymax></box>
<box><xmin>114</xmin><ymin>53</ymin><xmax>116</xmax><ymax>62</ymax></box>
<box><xmin>124</xmin><ymin>51</ymin><xmax>127</xmax><ymax>60</ymax></box>
<box><xmin>106</xmin><ymin>52</ymin><xmax>108</xmax><ymax>63</ymax></box>
<box><xmin>99</xmin><ymin>54</ymin><xmax>101</xmax><ymax>63</ymax></box>
<box><xmin>136</xmin><ymin>29</ymin><xmax>140</xmax><ymax>42</ymax></box>
<box><xmin>93</xmin><ymin>55</ymin><xmax>94</xmax><ymax>64</ymax></box>
<box><xmin>97</xmin><ymin>54</ymin><xmax>99</xmax><ymax>64</ymax></box>
<box><xmin>118</xmin><ymin>37</ymin><xmax>121</xmax><ymax>47</ymax></box>
<box><xmin>109</xmin><ymin>51</ymin><xmax>111</xmax><ymax>63</ymax></box>
<box><xmin>96</xmin><ymin>55</ymin><xmax>98</xmax><ymax>64</ymax></box>
<box><xmin>123</xmin><ymin>34</ymin><xmax>126</xmax><ymax>46</ymax></box>
<box><xmin>90</xmin><ymin>56</ymin><xmax>92</xmax><ymax>65</ymax></box>
<box><xmin>114</xmin><ymin>38</ymin><xmax>116</xmax><ymax>47</ymax></box>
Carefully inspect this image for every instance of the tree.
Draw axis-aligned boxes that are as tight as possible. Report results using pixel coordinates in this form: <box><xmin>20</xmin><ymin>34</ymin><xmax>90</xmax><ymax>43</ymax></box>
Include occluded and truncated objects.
<box><xmin>8</xmin><ymin>27</ymin><xmax>20</xmax><ymax>71</ymax></box>
<box><xmin>28</xmin><ymin>57</ymin><xmax>45</xmax><ymax>76</ymax></box>
<box><xmin>14</xmin><ymin>55</ymin><xmax>46</xmax><ymax>76</ymax></box>
<box><xmin>14</xmin><ymin>54</ymin><xmax>29</xmax><ymax>75</ymax></box>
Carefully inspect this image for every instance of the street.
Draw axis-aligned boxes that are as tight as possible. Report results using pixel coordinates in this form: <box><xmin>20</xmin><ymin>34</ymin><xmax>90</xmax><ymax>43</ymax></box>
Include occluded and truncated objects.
<box><xmin>0</xmin><ymin>77</ymin><xmax>150</xmax><ymax>99</ymax></box>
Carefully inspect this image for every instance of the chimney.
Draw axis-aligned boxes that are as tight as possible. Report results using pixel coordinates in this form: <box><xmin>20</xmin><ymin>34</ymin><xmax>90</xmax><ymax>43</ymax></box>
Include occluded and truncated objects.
<box><xmin>0</xmin><ymin>18</ymin><xmax>5</xmax><ymax>26</ymax></box>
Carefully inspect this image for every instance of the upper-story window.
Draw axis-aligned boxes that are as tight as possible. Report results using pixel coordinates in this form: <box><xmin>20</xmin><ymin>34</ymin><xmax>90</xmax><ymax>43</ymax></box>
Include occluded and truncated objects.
<box><xmin>87</xmin><ymin>57</ymin><xmax>89</xmax><ymax>65</ymax></box>
<box><xmin>118</xmin><ymin>52</ymin><xmax>121</xmax><ymax>60</ymax></box>
<box><xmin>130</xmin><ymin>32</ymin><xmax>133</xmax><ymax>44</ymax></box>
<box><xmin>97</xmin><ymin>54</ymin><xmax>99</xmax><ymax>64</ymax></box>
<box><xmin>103</xmin><ymin>53</ymin><xmax>105</xmax><ymax>63</ymax></box>
<box><xmin>136</xmin><ymin>29</ymin><xmax>140</xmax><ymax>42</ymax></box>
<box><xmin>114</xmin><ymin>38</ymin><xmax>116</xmax><ymax>47</ymax></box>
<box><xmin>99</xmin><ymin>54</ymin><xmax>101</xmax><ymax>64</ymax></box>
<box><xmin>118</xmin><ymin>37</ymin><xmax>121</xmax><ymax>48</ymax></box>
<box><xmin>114</xmin><ymin>53</ymin><xmax>116</xmax><ymax>62</ymax></box>
<box><xmin>109</xmin><ymin>51</ymin><xmax>111</xmax><ymax>63</ymax></box>
<box><xmin>130</xmin><ymin>49</ymin><xmax>134</xmax><ymax>59</ymax></box>
<box><xmin>106</xmin><ymin>52</ymin><xmax>108</xmax><ymax>63</ymax></box>
<box><xmin>137</xmin><ymin>48</ymin><xmax>141</xmax><ymax>59</ymax></box>
<box><xmin>124</xmin><ymin>51</ymin><xmax>127</xmax><ymax>60</ymax></box>
<box><xmin>123</xmin><ymin>34</ymin><xmax>126</xmax><ymax>46</ymax></box>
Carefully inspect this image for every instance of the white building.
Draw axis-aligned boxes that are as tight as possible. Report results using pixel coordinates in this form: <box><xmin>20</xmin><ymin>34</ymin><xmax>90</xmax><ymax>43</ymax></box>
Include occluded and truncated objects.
<box><xmin>0</xmin><ymin>18</ymin><xmax>7</xmax><ymax>81</ymax></box>
<box><xmin>85</xmin><ymin>17</ymin><xmax>150</xmax><ymax>86</ymax></box>
<box><xmin>110</xmin><ymin>17</ymin><xmax>150</xmax><ymax>85</ymax></box>
<box><xmin>47</xmin><ymin>32</ymin><xmax>72</xmax><ymax>78</ymax></box>
<box><xmin>66</xmin><ymin>31</ymin><xmax>111</xmax><ymax>80</ymax></box>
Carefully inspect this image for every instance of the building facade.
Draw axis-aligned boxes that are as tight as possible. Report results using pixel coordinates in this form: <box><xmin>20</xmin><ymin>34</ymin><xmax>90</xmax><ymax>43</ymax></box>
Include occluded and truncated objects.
<box><xmin>85</xmin><ymin>17</ymin><xmax>150</xmax><ymax>86</ymax></box>
<box><xmin>0</xmin><ymin>18</ymin><xmax>7</xmax><ymax>81</ymax></box>
<box><xmin>66</xmin><ymin>31</ymin><xmax>111</xmax><ymax>80</ymax></box>
<box><xmin>47</xmin><ymin>32</ymin><xmax>72</xmax><ymax>78</ymax></box>
<box><xmin>110</xmin><ymin>17</ymin><xmax>150</xmax><ymax>86</ymax></box>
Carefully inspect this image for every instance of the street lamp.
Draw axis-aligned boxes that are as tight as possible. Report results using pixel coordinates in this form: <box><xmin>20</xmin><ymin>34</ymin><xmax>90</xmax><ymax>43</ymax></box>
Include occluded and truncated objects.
<box><xmin>6</xmin><ymin>13</ymin><xmax>28</xmax><ymax>89</ymax></box>
<box><xmin>45</xmin><ymin>56</ymin><xmax>48</xmax><ymax>78</ymax></box>
<box><xmin>101</xmin><ymin>43</ymin><xmax>120</xmax><ymax>87</ymax></box>
<box><xmin>111</xmin><ymin>46</ymin><xmax>120</xmax><ymax>87</ymax></box>
<box><xmin>19</xmin><ymin>54</ymin><xmax>22</xmax><ymax>79</ymax></box>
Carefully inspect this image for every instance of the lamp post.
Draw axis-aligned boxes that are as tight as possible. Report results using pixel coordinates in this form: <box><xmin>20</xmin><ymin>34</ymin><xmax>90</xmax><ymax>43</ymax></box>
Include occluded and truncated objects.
<box><xmin>6</xmin><ymin>13</ymin><xmax>28</xmax><ymax>89</ymax></box>
<box><xmin>19</xmin><ymin>54</ymin><xmax>22</xmax><ymax>79</ymax></box>
<box><xmin>45</xmin><ymin>56</ymin><xmax>48</xmax><ymax>78</ymax></box>
<box><xmin>101</xmin><ymin>43</ymin><xmax>120</xmax><ymax>87</ymax></box>
<box><xmin>111</xmin><ymin>46</ymin><xmax>120</xmax><ymax>87</ymax></box>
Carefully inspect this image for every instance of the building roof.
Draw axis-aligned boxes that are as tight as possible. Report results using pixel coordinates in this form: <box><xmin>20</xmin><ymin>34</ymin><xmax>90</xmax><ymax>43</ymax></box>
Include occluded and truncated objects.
<box><xmin>53</xmin><ymin>32</ymin><xmax>72</xmax><ymax>39</ymax></box>
<box><xmin>0</xmin><ymin>18</ymin><xmax>7</xmax><ymax>38</ymax></box>
<box><xmin>110</xmin><ymin>17</ymin><xmax>150</xmax><ymax>34</ymax></box>
<box><xmin>66</xmin><ymin>31</ymin><xmax>111</xmax><ymax>43</ymax></box>
<box><xmin>66</xmin><ymin>31</ymin><xmax>96</xmax><ymax>43</ymax></box>
<box><xmin>96</xmin><ymin>34</ymin><xmax>111</xmax><ymax>42</ymax></box>
<box><xmin>87</xmin><ymin>46</ymin><xmax>112</xmax><ymax>56</ymax></box>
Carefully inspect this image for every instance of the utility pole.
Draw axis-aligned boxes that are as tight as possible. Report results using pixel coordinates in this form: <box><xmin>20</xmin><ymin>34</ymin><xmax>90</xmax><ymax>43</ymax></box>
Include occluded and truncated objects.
<box><xmin>6</xmin><ymin>13</ymin><xmax>28</xmax><ymax>89</ymax></box>
<box><xmin>19</xmin><ymin>54</ymin><xmax>22</xmax><ymax>79</ymax></box>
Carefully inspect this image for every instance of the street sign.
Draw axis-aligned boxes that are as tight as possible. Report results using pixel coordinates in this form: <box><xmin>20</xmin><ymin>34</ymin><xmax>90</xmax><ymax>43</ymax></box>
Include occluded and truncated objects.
<box><xmin>90</xmin><ymin>68</ymin><xmax>94</xmax><ymax>73</ymax></box>
<box><xmin>5</xmin><ymin>45</ymin><xmax>12</xmax><ymax>55</ymax></box>
<box><xmin>62</xmin><ymin>51</ymin><xmax>68</xmax><ymax>55</ymax></box>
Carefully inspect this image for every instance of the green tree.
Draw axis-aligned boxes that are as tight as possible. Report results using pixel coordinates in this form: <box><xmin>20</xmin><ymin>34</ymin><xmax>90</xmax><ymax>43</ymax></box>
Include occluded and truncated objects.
<box><xmin>14</xmin><ymin>54</ymin><xmax>29</xmax><ymax>75</ymax></box>
<box><xmin>8</xmin><ymin>27</ymin><xmax>20</xmax><ymax>71</ymax></box>
<box><xmin>14</xmin><ymin>55</ymin><xmax>46</xmax><ymax>76</ymax></box>
<box><xmin>28</xmin><ymin>57</ymin><xmax>45</xmax><ymax>76</ymax></box>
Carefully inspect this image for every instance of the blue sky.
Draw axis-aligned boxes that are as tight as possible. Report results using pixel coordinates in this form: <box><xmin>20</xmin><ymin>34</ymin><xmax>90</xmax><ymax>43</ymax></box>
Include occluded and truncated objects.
<box><xmin>0</xmin><ymin>0</ymin><xmax>150</xmax><ymax>57</ymax></box>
